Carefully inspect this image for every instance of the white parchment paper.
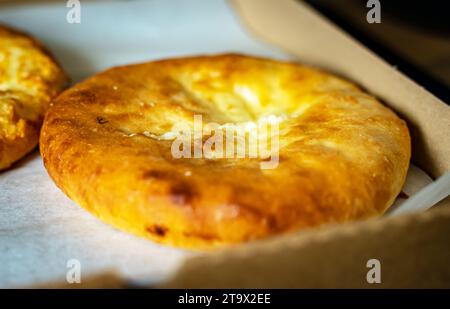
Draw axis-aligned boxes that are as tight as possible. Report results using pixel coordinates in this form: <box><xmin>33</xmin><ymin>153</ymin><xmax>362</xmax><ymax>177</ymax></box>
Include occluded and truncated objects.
<box><xmin>0</xmin><ymin>0</ymin><xmax>433</xmax><ymax>288</ymax></box>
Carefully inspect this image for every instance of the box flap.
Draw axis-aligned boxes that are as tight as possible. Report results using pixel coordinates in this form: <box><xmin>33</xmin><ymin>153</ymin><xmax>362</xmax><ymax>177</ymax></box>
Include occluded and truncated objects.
<box><xmin>160</xmin><ymin>205</ymin><xmax>450</xmax><ymax>288</ymax></box>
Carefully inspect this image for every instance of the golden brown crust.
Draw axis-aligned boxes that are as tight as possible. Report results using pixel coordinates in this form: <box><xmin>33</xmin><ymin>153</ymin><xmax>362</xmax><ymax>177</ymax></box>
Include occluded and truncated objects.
<box><xmin>0</xmin><ymin>24</ymin><xmax>68</xmax><ymax>170</ymax></box>
<box><xmin>40</xmin><ymin>54</ymin><xmax>410</xmax><ymax>249</ymax></box>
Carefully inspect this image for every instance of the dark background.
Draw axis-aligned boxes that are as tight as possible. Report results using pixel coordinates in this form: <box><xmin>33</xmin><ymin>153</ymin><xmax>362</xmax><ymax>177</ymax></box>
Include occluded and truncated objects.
<box><xmin>305</xmin><ymin>0</ymin><xmax>450</xmax><ymax>102</ymax></box>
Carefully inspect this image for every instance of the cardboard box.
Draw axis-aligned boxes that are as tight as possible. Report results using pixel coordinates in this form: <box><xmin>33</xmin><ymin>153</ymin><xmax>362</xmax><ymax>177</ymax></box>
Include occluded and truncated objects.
<box><xmin>2</xmin><ymin>0</ymin><xmax>449</xmax><ymax>288</ymax></box>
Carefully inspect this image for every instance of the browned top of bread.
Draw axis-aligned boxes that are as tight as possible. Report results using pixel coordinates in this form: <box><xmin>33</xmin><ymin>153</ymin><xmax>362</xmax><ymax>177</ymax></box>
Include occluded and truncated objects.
<box><xmin>40</xmin><ymin>54</ymin><xmax>410</xmax><ymax>249</ymax></box>
<box><xmin>0</xmin><ymin>24</ymin><xmax>68</xmax><ymax>170</ymax></box>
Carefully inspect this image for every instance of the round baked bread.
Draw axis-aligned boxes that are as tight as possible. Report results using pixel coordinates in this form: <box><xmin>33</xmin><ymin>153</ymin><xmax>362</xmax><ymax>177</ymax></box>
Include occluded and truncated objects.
<box><xmin>0</xmin><ymin>25</ymin><xmax>68</xmax><ymax>170</ymax></box>
<box><xmin>40</xmin><ymin>54</ymin><xmax>410</xmax><ymax>249</ymax></box>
